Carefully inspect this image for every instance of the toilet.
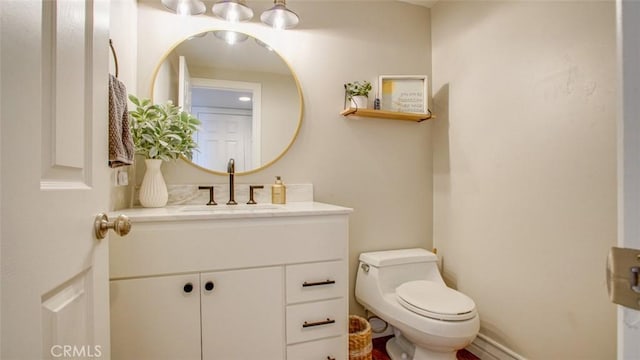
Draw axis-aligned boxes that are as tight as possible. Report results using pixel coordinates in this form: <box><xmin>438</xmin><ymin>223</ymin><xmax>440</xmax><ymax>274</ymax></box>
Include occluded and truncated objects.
<box><xmin>355</xmin><ymin>248</ymin><xmax>480</xmax><ymax>360</ymax></box>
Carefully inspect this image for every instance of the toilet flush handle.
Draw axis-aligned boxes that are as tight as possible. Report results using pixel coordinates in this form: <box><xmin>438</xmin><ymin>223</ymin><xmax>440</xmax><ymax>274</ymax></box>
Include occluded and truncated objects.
<box><xmin>361</xmin><ymin>263</ymin><xmax>370</xmax><ymax>273</ymax></box>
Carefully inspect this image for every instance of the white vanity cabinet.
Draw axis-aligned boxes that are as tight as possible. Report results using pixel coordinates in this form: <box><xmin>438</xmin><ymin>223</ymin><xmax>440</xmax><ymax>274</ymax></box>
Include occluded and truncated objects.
<box><xmin>111</xmin><ymin>267</ymin><xmax>285</xmax><ymax>360</ymax></box>
<box><xmin>109</xmin><ymin>203</ymin><xmax>351</xmax><ymax>360</ymax></box>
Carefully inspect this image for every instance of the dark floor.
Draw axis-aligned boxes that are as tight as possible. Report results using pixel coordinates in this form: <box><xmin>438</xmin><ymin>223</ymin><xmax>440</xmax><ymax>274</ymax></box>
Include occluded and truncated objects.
<box><xmin>372</xmin><ymin>336</ymin><xmax>480</xmax><ymax>360</ymax></box>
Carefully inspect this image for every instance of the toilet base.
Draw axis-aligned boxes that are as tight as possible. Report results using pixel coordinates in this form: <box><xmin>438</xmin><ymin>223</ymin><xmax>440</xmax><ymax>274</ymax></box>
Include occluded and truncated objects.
<box><xmin>386</xmin><ymin>335</ymin><xmax>457</xmax><ymax>360</ymax></box>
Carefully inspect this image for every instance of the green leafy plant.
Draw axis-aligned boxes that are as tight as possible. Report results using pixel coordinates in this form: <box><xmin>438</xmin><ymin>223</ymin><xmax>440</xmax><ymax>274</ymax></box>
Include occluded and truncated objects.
<box><xmin>344</xmin><ymin>80</ymin><xmax>372</xmax><ymax>99</ymax></box>
<box><xmin>128</xmin><ymin>95</ymin><xmax>201</xmax><ymax>161</ymax></box>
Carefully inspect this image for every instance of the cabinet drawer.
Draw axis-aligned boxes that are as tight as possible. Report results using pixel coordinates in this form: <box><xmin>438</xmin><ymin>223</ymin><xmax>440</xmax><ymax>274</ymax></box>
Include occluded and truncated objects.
<box><xmin>110</xmin><ymin>215</ymin><xmax>348</xmax><ymax>279</ymax></box>
<box><xmin>286</xmin><ymin>298</ymin><xmax>347</xmax><ymax>344</ymax></box>
<box><xmin>286</xmin><ymin>335</ymin><xmax>347</xmax><ymax>360</ymax></box>
<box><xmin>286</xmin><ymin>261</ymin><xmax>346</xmax><ymax>304</ymax></box>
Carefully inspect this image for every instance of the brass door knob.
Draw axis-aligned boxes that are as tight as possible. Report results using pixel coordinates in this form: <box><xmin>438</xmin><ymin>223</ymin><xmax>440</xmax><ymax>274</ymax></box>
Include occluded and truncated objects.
<box><xmin>94</xmin><ymin>213</ymin><xmax>131</xmax><ymax>239</ymax></box>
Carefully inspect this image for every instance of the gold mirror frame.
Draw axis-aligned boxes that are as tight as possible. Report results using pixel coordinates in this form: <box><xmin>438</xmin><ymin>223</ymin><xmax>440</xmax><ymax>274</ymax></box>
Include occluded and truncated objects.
<box><xmin>150</xmin><ymin>29</ymin><xmax>304</xmax><ymax>176</ymax></box>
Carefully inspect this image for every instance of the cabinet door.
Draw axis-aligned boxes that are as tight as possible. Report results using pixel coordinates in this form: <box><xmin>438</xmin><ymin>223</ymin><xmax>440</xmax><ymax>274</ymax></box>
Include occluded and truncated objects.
<box><xmin>110</xmin><ymin>274</ymin><xmax>201</xmax><ymax>360</ymax></box>
<box><xmin>201</xmin><ymin>267</ymin><xmax>285</xmax><ymax>360</ymax></box>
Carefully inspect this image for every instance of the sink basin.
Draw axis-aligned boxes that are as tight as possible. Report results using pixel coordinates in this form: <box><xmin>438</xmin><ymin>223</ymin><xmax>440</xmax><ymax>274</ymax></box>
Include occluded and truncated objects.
<box><xmin>179</xmin><ymin>204</ymin><xmax>283</xmax><ymax>212</ymax></box>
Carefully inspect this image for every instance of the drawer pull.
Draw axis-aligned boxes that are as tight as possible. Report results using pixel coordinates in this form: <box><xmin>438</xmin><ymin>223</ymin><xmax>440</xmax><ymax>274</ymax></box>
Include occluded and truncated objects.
<box><xmin>302</xmin><ymin>279</ymin><xmax>336</xmax><ymax>287</ymax></box>
<box><xmin>302</xmin><ymin>318</ymin><xmax>335</xmax><ymax>328</ymax></box>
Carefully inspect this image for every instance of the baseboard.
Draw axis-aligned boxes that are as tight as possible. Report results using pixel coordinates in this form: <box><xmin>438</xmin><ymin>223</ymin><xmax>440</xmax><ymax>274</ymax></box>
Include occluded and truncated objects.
<box><xmin>466</xmin><ymin>333</ymin><xmax>527</xmax><ymax>360</ymax></box>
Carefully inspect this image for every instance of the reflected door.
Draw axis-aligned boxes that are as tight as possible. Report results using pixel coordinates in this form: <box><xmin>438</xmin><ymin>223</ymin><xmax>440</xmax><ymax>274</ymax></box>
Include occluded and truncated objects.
<box><xmin>178</xmin><ymin>55</ymin><xmax>192</xmax><ymax>113</ymax></box>
<box><xmin>192</xmin><ymin>108</ymin><xmax>252</xmax><ymax>172</ymax></box>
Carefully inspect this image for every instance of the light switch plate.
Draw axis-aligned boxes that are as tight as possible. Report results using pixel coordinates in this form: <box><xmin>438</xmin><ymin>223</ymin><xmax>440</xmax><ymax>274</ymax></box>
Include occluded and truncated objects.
<box><xmin>607</xmin><ymin>246</ymin><xmax>640</xmax><ymax>310</ymax></box>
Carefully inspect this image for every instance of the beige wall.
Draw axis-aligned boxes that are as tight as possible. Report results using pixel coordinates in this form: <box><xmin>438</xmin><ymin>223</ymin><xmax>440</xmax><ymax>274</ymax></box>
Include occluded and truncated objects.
<box><xmin>431</xmin><ymin>1</ymin><xmax>616</xmax><ymax>358</ymax></box>
<box><xmin>110</xmin><ymin>0</ymin><xmax>137</xmax><ymax>210</ymax></box>
<box><xmin>134</xmin><ymin>1</ymin><xmax>433</xmax><ymax>315</ymax></box>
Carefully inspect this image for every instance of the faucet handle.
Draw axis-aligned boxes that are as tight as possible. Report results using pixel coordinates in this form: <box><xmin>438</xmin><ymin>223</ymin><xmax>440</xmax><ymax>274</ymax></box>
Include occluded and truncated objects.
<box><xmin>227</xmin><ymin>158</ymin><xmax>235</xmax><ymax>173</ymax></box>
<box><xmin>198</xmin><ymin>186</ymin><xmax>217</xmax><ymax>206</ymax></box>
<box><xmin>247</xmin><ymin>185</ymin><xmax>264</xmax><ymax>205</ymax></box>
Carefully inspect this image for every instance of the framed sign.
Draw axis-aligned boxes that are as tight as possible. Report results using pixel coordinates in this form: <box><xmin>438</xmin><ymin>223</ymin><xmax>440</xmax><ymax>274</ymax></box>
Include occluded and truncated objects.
<box><xmin>378</xmin><ymin>75</ymin><xmax>428</xmax><ymax>114</ymax></box>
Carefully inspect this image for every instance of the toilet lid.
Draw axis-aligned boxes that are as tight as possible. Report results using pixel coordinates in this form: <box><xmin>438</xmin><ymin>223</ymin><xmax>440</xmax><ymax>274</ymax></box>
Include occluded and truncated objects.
<box><xmin>396</xmin><ymin>281</ymin><xmax>477</xmax><ymax>321</ymax></box>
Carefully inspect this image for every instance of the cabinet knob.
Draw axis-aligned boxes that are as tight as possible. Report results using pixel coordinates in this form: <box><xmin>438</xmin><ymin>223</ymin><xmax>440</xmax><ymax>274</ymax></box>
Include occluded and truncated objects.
<box><xmin>327</xmin><ymin>357</ymin><xmax>336</xmax><ymax>360</ymax></box>
<box><xmin>204</xmin><ymin>281</ymin><xmax>215</xmax><ymax>292</ymax></box>
<box><xmin>183</xmin><ymin>282</ymin><xmax>194</xmax><ymax>293</ymax></box>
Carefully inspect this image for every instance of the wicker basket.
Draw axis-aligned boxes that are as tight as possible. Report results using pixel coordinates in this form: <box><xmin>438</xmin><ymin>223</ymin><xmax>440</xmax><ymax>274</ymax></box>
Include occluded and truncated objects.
<box><xmin>348</xmin><ymin>315</ymin><xmax>372</xmax><ymax>360</ymax></box>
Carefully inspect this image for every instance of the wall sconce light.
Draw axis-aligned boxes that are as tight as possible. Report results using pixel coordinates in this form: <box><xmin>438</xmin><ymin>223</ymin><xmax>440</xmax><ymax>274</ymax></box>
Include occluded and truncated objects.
<box><xmin>161</xmin><ymin>0</ymin><xmax>206</xmax><ymax>16</ymax></box>
<box><xmin>261</xmin><ymin>0</ymin><xmax>299</xmax><ymax>29</ymax></box>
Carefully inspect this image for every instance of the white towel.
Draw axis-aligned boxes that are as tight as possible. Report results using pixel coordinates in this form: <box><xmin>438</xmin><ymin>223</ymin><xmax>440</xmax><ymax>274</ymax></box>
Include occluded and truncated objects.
<box><xmin>108</xmin><ymin>74</ymin><xmax>134</xmax><ymax>167</ymax></box>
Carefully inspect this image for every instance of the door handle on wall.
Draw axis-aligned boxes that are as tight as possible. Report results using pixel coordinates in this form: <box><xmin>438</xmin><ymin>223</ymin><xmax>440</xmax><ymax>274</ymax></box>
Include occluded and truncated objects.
<box><xmin>607</xmin><ymin>247</ymin><xmax>640</xmax><ymax>310</ymax></box>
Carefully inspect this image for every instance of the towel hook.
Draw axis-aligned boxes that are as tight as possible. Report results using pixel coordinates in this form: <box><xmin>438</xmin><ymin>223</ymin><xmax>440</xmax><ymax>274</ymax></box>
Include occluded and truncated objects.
<box><xmin>109</xmin><ymin>38</ymin><xmax>119</xmax><ymax>78</ymax></box>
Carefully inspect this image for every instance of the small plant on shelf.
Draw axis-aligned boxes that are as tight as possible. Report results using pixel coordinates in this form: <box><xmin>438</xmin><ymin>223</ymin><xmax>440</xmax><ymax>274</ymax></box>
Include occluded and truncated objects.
<box><xmin>344</xmin><ymin>80</ymin><xmax>372</xmax><ymax>109</ymax></box>
<box><xmin>344</xmin><ymin>80</ymin><xmax>372</xmax><ymax>99</ymax></box>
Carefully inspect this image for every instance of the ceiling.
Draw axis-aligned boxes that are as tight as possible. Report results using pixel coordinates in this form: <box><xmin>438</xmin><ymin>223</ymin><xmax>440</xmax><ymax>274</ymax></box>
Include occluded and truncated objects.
<box><xmin>397</xmin><ymin>0</ymin><xmax>438</xmax><ymax>8</ymax></box>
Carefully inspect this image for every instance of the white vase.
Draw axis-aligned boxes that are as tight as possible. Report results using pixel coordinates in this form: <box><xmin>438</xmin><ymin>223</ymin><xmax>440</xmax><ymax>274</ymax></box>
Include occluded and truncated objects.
<box><xmin>350</xmin><ymin>95</ymin><xmax>368</xmax><ymax>109</ymax></box>
<box><xmin>139</xmin><ymin>159</ymin><xmax>168</xmax><ymax>208</ymax></box>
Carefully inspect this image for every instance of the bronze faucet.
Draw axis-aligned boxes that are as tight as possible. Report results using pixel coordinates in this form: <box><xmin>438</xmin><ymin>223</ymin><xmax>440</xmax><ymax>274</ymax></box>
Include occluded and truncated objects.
<box><xmin>226</xmin><ymin>158</ymin><xmax>237</xmax><ymax>205</ymax></box>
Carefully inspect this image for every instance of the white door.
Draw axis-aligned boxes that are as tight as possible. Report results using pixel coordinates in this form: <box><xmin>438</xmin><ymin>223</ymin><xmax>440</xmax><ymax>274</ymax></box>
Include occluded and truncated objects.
<box><xmin>178</xmin><ymin>56</ymin><xmax>192</xmax><ymax>114</ymax></box>
<box><xmin>1</xmin><ymin>1</ymin><xmax>112</xmax><ymax>359</ymax></box>
<box><xmin>617</xmin><ymin>0</ymin><xmax>640</xmax><ymax>358</ymax></box>
<box><xmin>192</xmin><ymin>108</ymin><xmax>253</xmax><ymax>171</ymax></box>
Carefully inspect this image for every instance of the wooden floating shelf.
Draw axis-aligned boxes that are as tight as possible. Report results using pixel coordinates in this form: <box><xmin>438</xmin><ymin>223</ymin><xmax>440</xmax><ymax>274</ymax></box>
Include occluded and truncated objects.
<box><xmin>340</xmin><ymin>108</ymin><xmax>433</xmax><ymax>122</ymax></box>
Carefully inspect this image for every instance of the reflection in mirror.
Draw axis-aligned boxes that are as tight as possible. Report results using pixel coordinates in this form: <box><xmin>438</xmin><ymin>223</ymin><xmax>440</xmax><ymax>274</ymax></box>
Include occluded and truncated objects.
<box><xmin>152</xmin><ymin>30</ymin><xmax>302</xmax><ymax>174</ymax></box>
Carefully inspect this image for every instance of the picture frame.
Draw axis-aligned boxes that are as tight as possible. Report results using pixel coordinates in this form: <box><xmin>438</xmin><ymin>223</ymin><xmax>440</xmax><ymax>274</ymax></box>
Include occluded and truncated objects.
<box><xmin>378</xmin><ymin>75</ymin><xmax>428</xmax><ymax>114</ymax></box>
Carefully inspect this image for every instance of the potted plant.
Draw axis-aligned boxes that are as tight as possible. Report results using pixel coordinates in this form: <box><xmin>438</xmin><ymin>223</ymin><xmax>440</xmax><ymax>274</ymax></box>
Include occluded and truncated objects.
<box><xmin>344</xmin><ymin>80</ymin><xmax>372</xmax><ymax>109</ymax></box>
<box><xmin>129</xmin><ymin>95</ymin><xmax>201</xmax><ymax>207</ymax></box>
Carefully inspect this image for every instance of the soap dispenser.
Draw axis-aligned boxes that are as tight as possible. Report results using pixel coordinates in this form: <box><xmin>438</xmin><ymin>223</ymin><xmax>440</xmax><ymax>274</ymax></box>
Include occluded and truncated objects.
<box><xmin>271</xmin><ymin>176</ymin><xmax>286</xmax><ymax>204</ymax></box>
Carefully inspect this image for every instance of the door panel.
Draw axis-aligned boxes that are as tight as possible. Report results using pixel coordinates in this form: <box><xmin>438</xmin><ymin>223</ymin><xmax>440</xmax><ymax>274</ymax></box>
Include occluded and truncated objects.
<box><xmin>1</xmin><ymin>0</ymin><xmax>111</xmax><ymax>358</ymax></box>
<box><xmin>201</xmin><ymin>267</ymin><xmax>284</xmax><ymax>360</ymax></box>
<box><xmin>110</xmin><ymin>274</ymin><xmax>202</xmax><ymax>360</ymax></box>
<box><xmin>192</xmin><ymin>108</ymin><xmax>252</xmax><ymax>171</ymax></box>
<box><xmin>41</xmin><ymin>271</ymin><xmax>94</xmax><ymax>359</ymax></box>
<box><xmin>178</xmin><ymin>55</ymin><xmax>192</xmax><ymax>114</ymax></box>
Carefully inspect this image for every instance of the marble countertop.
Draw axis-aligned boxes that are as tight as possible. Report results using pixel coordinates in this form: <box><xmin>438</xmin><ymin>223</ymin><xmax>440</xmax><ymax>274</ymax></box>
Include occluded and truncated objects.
<box><xmin>111</xmin><ymin>202</ymin><xmax>353</xmax><ymax>222</ymax></box>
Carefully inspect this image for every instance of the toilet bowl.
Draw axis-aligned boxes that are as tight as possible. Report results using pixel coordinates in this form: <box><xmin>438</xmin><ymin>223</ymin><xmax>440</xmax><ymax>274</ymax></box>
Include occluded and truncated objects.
<box><xmin>355</xmin><ymin>248</ymin><xmax>480</xmax><ymax>360</ymax></box>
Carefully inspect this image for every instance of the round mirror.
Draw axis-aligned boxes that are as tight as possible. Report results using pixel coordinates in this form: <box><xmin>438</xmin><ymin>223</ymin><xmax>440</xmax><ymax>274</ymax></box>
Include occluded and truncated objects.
<box><xmin>151</xmin><ymin>30</ymin><xmax>303</xmax><ymax>175</ymax></box>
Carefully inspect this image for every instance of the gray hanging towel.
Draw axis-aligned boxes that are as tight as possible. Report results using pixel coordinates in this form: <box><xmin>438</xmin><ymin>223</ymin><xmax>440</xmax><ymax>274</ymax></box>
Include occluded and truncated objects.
<box><xmin>108</xmin><ymin>74</ymin><xmax>134</xmax><ymax>167</ymax></box>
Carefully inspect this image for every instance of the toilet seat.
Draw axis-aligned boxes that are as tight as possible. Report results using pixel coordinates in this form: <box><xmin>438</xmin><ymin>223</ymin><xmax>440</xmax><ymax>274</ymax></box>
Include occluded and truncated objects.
<box><xmin>396</xmin><ymin>281</ymin><xmax>477</xmax><ymax>321</ymax></box>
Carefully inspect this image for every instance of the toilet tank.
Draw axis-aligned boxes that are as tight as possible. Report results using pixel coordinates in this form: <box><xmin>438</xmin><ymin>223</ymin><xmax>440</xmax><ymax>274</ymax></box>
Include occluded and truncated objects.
<box><xmin>358</xmin><ymin>248</ymin><xmax>443</xmax><ymax>293</ymax></box>
<box><xmin>359</xmin><ymin>248</ymin><xmax>437</xmax><ymax>267</ymax></box>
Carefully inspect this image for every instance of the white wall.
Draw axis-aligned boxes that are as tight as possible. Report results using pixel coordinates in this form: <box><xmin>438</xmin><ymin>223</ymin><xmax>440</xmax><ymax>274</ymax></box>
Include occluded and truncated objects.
<box><xmin>431</xmin><ymin>1</ymin><xmax>616</xmax><ymax>358</ymax></box>
<box><xmin>135</xmin><ymin>1</ymin><xmax>433</xmax><ymax>315</ymax></box>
